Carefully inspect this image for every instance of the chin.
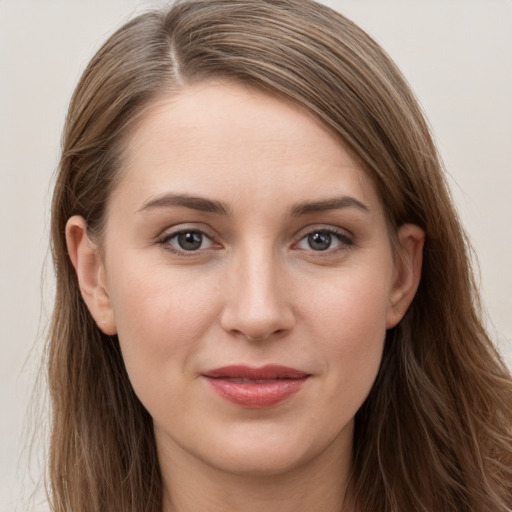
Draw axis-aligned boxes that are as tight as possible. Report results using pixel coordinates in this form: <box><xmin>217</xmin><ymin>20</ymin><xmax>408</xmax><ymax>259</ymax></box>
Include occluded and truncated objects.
<box><xmin>208</xmin><ymin>445</ymin><xmax>310</xmax><ymax>477</ymax></box>
<box><xmin>194</xmin><ymin>420</ymin><xmax>351</xmax><ymax>478</ymax></box>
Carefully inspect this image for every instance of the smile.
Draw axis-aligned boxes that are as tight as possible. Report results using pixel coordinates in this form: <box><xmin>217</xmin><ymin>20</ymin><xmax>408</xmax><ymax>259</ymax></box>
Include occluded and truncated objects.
<box><xmin>202</xmin><ymin>365</ymin><xmax>311</xmax><ymax>408</ymax></box>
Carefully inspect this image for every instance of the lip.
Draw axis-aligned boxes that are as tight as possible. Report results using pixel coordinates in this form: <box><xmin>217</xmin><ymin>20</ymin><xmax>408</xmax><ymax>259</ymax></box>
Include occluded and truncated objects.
<box><xmin>202</xmin><ymin>365</ymin><xmax>310</xmax><ymax>408</ymax></box>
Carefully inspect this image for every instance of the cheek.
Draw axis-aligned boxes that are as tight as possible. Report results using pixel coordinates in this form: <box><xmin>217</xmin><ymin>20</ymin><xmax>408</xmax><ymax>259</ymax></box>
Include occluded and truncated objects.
<box><xmin>107</xmin><ymin>262</ymin><xmax>220</xmax><ymax>389</ymax></box>
<box><xmin>304</xmin><ymin>267</ymin><xmax>391</xmax><ymax>394</ymax></box>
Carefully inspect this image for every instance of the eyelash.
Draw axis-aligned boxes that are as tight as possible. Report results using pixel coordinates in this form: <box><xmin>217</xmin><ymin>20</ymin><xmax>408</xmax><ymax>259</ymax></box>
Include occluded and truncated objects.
<box><xmin>157</xmin><ymin>227</ymin><xmax>219</xmax><ymax>256</ymax></box>
<box><xmin>156</xmin><ymin>226</ymin><xmax>355</xmax><ymax>256</ymax></box>
<box><xmin>293</xmin><ymin>227</ymin><xmax>355</xmax><ymax>254</ymax></box>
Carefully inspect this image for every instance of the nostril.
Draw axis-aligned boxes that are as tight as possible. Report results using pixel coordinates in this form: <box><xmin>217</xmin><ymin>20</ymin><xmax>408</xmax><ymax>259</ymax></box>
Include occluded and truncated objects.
<box><xmin>219</xmin><ymin>273</ymin><xmax>295</xmax><ymax>340</ymax></box>
<box><xmin>245</xmin><ymin>328</ymin><xmax>288</xmax><ymax>343</ymax></box>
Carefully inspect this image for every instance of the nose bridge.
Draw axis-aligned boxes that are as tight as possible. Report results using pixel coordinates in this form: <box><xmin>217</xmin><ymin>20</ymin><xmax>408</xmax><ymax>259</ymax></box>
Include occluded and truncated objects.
<box><xmin>220</xmin><ymin>237</ymin><xmax>294</xmax><ymax>340</ymax></box>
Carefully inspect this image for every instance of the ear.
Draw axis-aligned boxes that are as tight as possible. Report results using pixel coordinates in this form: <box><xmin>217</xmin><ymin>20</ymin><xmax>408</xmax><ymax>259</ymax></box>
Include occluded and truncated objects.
<box><xmin>386</xmin><ymin>223</ymin><xmax>425</xmax><ymax>329</ymax></box>
<box><xmin>65</xmin><ymin>215</ymin><xmax>117</xmax><ymax>335</ymax></box>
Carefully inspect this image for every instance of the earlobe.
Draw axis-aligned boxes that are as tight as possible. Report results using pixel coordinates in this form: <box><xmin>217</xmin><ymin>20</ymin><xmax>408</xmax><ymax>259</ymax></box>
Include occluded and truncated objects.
<box><xmin>65</xmin><ymin>215</ymin><xmax>117</xmax><ymax>335</ymax></box>
<box><xmin>386</xmin><ymin>223</ymin><xmax>425</xmax><ymax>329</ymax></box>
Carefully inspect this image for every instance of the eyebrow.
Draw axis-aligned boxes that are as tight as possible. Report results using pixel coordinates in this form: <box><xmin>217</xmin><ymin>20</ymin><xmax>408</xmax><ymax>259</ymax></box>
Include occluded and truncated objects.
<box><xmin>291</xmin><ymin>196</ymin><xmax>370</xmax><ymax>216</ymax></box>
<box><xmin>138</xmin><ymin>193</ymin><xmax>370</xmax><ymax>217</ymax></box>
<box><xmin>138</xmin><ymin>193</ymin><xmax>231</xmax><ymax>215</ymax></box>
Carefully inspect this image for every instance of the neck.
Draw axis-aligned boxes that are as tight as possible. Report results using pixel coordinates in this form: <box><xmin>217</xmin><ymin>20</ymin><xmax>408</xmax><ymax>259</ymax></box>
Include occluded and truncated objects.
<box><xmin>158</xmin><ymin>430</ymin><xmax>355</xmax><ymax>512</ymax></box>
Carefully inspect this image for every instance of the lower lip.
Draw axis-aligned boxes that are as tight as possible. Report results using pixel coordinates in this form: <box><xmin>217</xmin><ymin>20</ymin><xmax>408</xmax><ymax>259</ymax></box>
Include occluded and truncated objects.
<box><xmin>204</xmin><ymin>377</ymin><xmax>308</xmax><ymax>408</ymax></box>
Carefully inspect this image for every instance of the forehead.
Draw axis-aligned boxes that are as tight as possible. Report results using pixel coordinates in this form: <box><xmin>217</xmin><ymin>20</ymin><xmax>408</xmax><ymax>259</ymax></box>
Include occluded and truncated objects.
<box><xmin>114</xmin><ymin>81</ymin><xmax>382</xmax><ymax>215</ymax></box>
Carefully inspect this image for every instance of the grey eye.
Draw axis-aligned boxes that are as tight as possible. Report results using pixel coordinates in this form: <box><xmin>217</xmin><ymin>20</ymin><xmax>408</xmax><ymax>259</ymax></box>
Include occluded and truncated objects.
<box><xmin>177</xmin><ymin>231</ymin><xmax>204</xmax><ymax>250</ymax></box>
<box><xmin>307</xmin><ymin>231</ymin><xmax>332</xmax><ymax>251</ymax></box>
<box><xmin>166</xmin><ymin>230</ymin><xmax>213</xmax><ymax>251</ymax></box>
<box><xmin>295</xmin><ymin>228</ymin><xmax>353</xmax><ymax>253</ymax></box>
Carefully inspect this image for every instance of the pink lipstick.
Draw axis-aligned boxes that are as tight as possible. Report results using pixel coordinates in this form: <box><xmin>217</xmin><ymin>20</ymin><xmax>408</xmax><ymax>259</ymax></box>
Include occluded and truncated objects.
<box><xmin>202</xmin><ymin>365</ymin><xmax>310</xmax><ymax>408</ymax></box>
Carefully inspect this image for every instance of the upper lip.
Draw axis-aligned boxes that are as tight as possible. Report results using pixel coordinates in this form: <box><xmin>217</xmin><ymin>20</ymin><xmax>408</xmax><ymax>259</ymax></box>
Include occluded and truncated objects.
<box><xmin>202</xmin><ymin>365</ymin><xmax>310</xmax><ymax>380</ymax></box>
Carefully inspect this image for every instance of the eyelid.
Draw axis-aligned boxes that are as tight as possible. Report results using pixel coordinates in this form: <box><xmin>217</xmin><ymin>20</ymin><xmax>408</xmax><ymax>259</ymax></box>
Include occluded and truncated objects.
<box><xmin>156</xmin><ymin>223</ymin><xmax>222</xmax><ymax>255</ymax></box>
<box><xmin>292</xmin><ymin>225</ymin><xmax>355</xmax><ymax>252</ymax></box>
<box><xmin>154</xmin><ymin>223</ymin><xmax>354</xmax><ymax>256</ymax></box>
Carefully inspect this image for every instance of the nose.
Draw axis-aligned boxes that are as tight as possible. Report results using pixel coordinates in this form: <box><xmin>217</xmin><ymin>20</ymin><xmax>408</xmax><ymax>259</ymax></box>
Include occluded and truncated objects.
<box><xmin>219</xmin><ymin>244</ymin><xmax>295</xmax><ymax>342</ymax></box>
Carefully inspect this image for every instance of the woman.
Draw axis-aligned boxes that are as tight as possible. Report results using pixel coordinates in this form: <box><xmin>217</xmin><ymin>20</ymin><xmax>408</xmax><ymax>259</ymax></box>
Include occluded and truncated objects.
<box><xmin>47</xmin><ymin>0</ymin><xmax>512</xmax><ymax>511</ymax></box>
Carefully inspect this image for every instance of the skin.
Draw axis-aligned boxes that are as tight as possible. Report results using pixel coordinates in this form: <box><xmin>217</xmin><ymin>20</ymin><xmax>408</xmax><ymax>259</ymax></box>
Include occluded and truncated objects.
<box><xmin>67</xmin><ymin>81</ymin><xmax>424</xmax><ymax>512</ymax></box>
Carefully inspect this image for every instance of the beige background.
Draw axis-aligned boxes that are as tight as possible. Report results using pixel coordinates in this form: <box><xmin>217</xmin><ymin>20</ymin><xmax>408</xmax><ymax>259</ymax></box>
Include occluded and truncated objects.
<box><xmin>1</xmin><ymin>1</ymin><xmax>511</xmax><ymax>510</ymax></box>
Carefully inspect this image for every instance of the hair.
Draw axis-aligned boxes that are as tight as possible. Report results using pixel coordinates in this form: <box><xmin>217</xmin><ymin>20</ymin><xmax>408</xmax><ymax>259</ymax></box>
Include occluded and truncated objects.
<box><xmin>47</xmin><ymin>0</ymin><xmax>512</xmax><ymax>511</ymax></box>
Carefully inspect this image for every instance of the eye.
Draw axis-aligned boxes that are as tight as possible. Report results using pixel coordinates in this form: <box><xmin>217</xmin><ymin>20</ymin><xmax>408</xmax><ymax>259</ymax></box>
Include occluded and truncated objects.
<box><xmin>295</xmin><ymin>228</ymin><xmax>353</xmax><ymax>252</ymax></box>
<box><xmin>160</xmin><ymin>229</ymin><xmax>215</xmax><ymax>252</ymax></box>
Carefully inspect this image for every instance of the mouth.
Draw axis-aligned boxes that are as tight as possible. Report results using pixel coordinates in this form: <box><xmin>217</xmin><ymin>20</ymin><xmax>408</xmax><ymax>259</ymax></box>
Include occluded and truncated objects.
<box><xmin>202</xmin><ymin>365</ymin><xmax>311</xmax><ymax>408</ymax></box>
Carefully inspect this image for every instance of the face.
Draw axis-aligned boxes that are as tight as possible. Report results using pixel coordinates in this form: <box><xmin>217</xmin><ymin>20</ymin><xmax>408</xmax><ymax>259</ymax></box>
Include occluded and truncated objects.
<box><xmin>68</xmin><ymin>81</ymin><xmax>423</xmax><ymax>479</ymax></box>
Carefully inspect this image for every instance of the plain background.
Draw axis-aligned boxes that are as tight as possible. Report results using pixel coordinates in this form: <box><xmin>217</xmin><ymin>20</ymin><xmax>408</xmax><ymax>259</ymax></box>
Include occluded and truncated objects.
<box><xmin>1</xmin><ymin>1</ymin><xmax>511</xmax><ymax>510</ymax></box>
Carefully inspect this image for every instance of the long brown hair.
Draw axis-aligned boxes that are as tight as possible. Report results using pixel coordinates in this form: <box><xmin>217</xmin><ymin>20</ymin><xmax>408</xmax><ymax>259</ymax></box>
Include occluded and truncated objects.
<box><xmin>47</xmin><ymin>1</ymin><xmax>512</xmax><ymax>510</ymax></box>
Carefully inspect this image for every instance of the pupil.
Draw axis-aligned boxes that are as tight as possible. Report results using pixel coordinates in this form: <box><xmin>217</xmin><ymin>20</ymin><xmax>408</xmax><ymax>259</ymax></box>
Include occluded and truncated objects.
<box><xmin>308</xmin><ymin>231</ymin><xmax>331</xmax><ymax>251</ymax></box>
<box><xmin>178</xmin><ymin>231</ymin><xmax>202</xmax><ymax>250</ymax></box>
